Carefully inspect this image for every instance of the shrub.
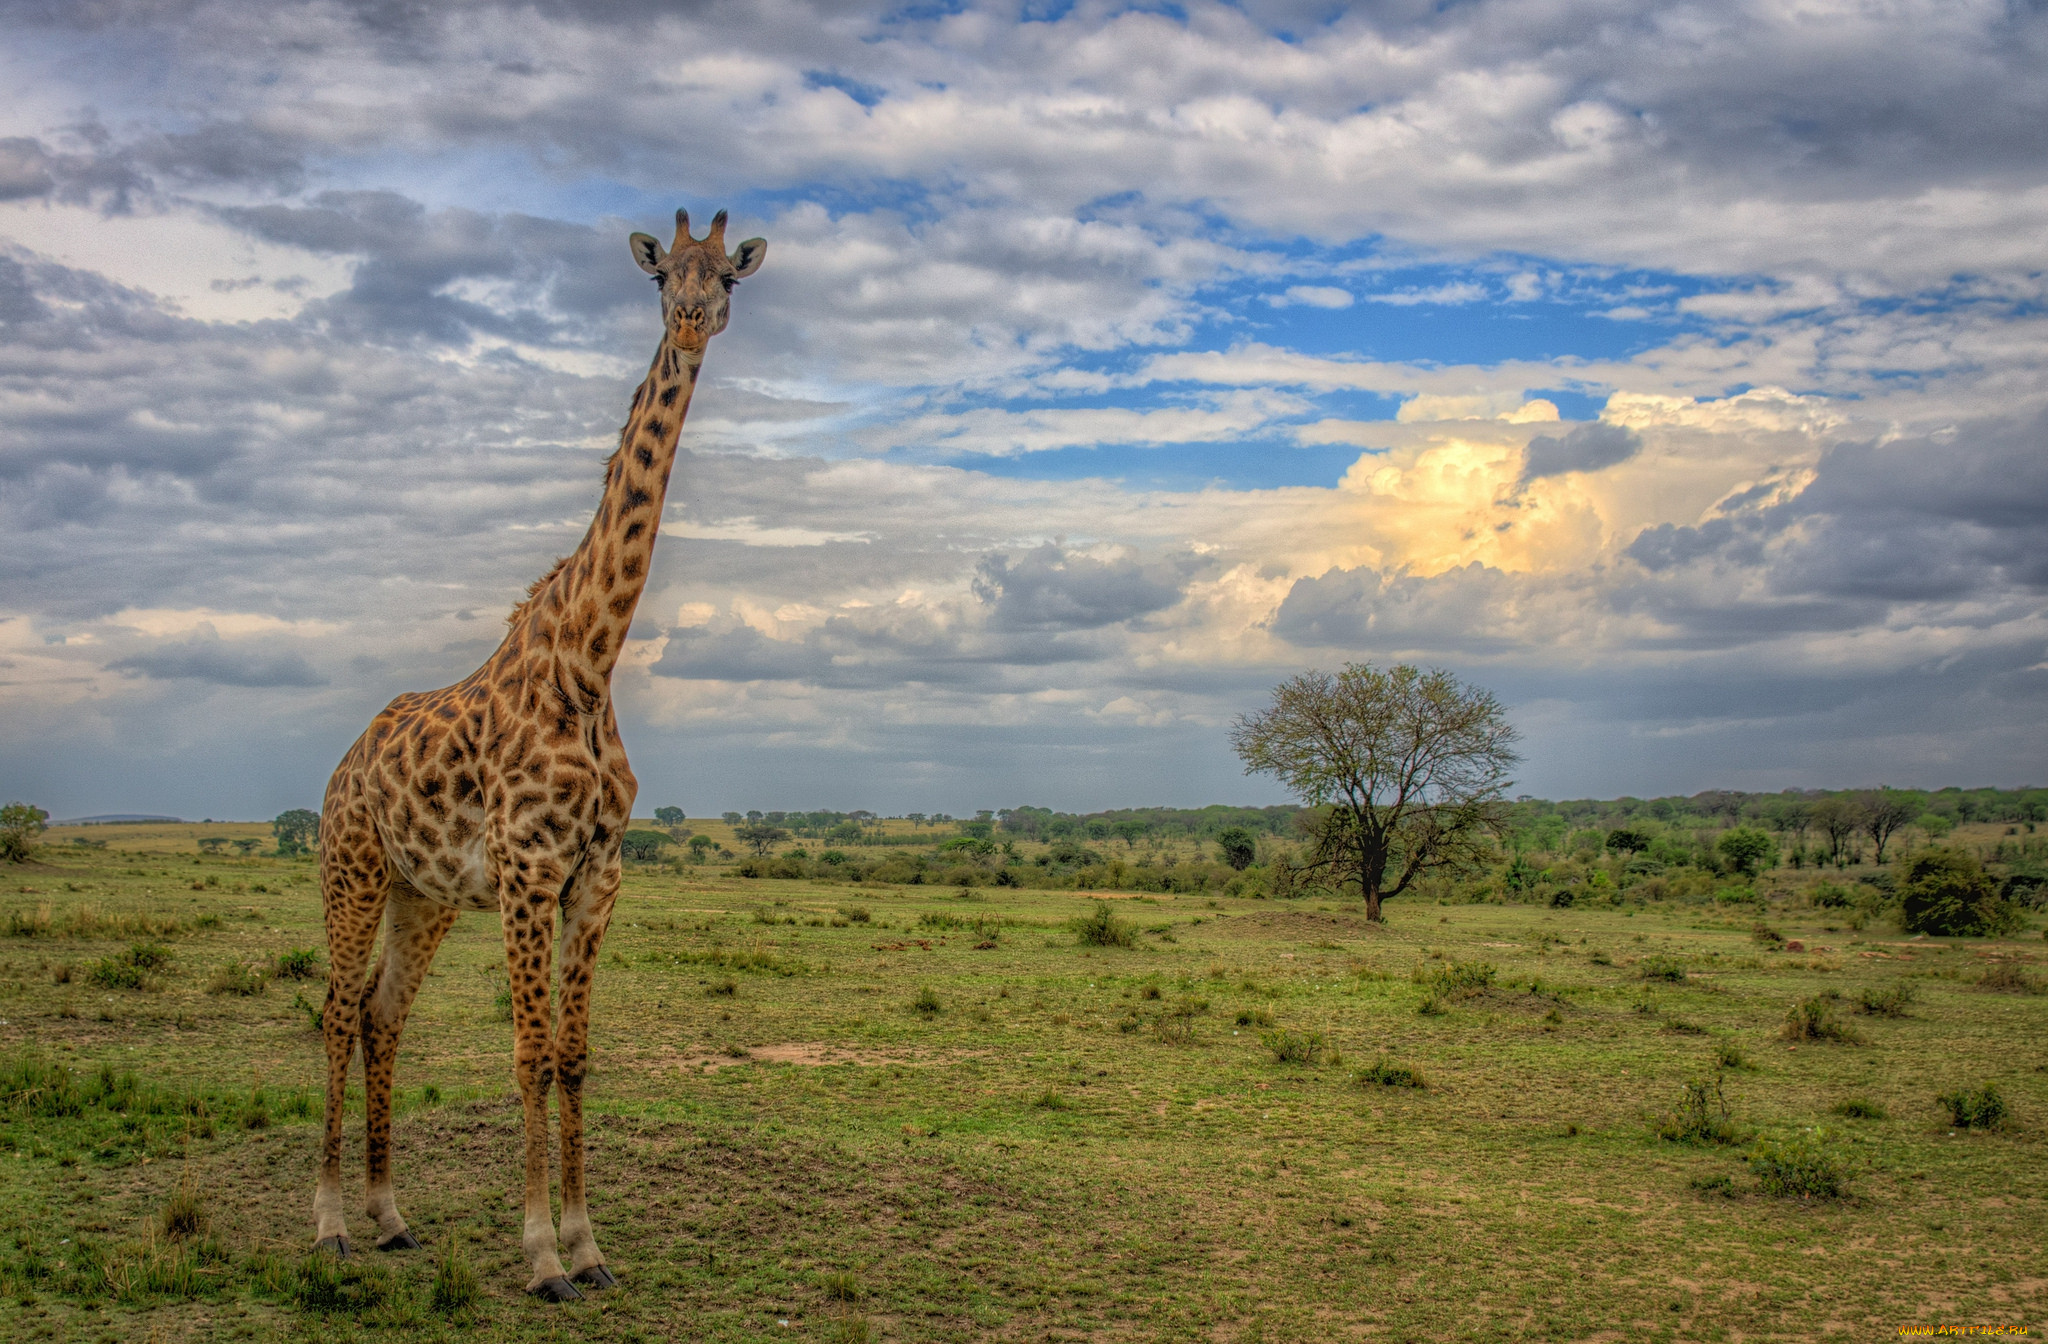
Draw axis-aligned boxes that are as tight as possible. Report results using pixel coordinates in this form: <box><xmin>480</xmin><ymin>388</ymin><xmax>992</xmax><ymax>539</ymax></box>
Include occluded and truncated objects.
<box><xmin>1637</xmin><ymin>955</ymin><xmax>1687</xmax><ymax>982</ymax></box>
<box><xmin>707</xmin><ymin>978</ymin><xmax>738</xmax><ymax>997</ymax></box>
<box><xmin>1899</xmin><ymin>847</ymin><xmax>2020</xmax><ymax>936</ymax></box>
<box><xmin>207</xmin><ymin>962</ymin><xmax>266</xmax><ymax>996</ymax></box>
<box><xmin>1355</xmin><ymin>1059</ymin><xmax>1426</xmax><ymax>1089</ymax></box>
<box><xmin>1717</xmin><ymin>827</ymin><xmax>1777</xmax><ymax>878</ymax></box>
<box><xmin>91</xmin><ymin>942</ymin><xmax>173</xmax><ymax>990</ymax></box>
<box><xmin>1834</xmin><ymin>1097</ymin><xmax>1887</xmax><ymax>1120</ymax></box>
<box><xmin>1689</xmin><ymin>1172</ymin><xmax>1736</xmax><ymax>1197</ymax></box>
<box><xmin>1655</xmin><ymin>1074</ymin><xmax>1742</xmax><ymax>1145</ymax></box>
<box><xmin>837</xmin><ymin>905</ymin><xmax>871</xmax><ymax>924</ymax></box>
<box><xmin>1782</xmin><ymin>995</ymin><xmax>1860</xmax><ymax>1043</ymax></box>
<box><xmin>1715</xmin><ymin>1041</ymin><xmax>1754</xmax><ymax>1071</ymax></box>
<box><xmin>1260</xmin><ymin>1028</ymin><xmax>1332</xmax><ymax>1065</ymax></box>
<box><xmin>1978</xmin><ymin>962</ymin><xmax>2041</xmax><ymax>994</ymax></box>
<box><xmin>1070</xmin><ymin>902</ymin><xmax>1135</xmax><ymax>948</ymax></box>
<box><xmin>1415</xmin><ymin>960</ymin><xmax>1495</xmax><ymax>999</ymax></box>
<box><xmin>270</xmin><ymin>947</ymin><xmax>324</xmax><ymax>980</ymax></box>
<box><xmin>912</xmin><ymin>986</ymin><xmax>941</xmax><ymax>1016</ymax></box>
<box><xmin>1936</xmin><ymin>1082</ymin><xmax>2007</xmax><ymax>1130</ymax></box>
<box><xmin>290</xmin><ymin>989</ymin><xmax>324</xmax><ymax>1031</ymax></box>
<box><xmin>1856</xmin><ymin>984</ymin><xmax>1916</xmax><ymax>1017</ymax></box>
<box><xmin>1750</xmin><ymin>923</ymin><xmax>1785</xmax><ymax>946</ymax></box>
<box><xmin>1748</xmin><ymin>1131</ymin><xmax>1847</xmax><ymax>1198</ymax></box>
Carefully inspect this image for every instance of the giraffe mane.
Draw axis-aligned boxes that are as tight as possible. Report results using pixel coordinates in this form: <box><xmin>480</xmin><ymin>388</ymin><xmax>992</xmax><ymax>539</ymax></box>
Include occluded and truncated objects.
<box><xmin>506</xmin><ymin>555</ymin><xmax>571</xmax><ymax>627</ymax></box>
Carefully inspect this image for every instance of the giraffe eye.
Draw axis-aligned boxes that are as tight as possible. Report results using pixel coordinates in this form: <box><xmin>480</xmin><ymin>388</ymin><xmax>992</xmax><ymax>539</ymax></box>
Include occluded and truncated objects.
<box><xmin>721</xmin><ymin>275</ymin><xmax>737</xmax><ymax>293</ymax></box>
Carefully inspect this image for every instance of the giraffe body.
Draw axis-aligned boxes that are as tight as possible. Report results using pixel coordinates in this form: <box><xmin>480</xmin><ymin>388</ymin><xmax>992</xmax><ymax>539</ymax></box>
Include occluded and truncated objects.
<box><xmin>313</xmin><ymin>208</ymin><xmax>764</xmax><ymax>1298</ymax></box>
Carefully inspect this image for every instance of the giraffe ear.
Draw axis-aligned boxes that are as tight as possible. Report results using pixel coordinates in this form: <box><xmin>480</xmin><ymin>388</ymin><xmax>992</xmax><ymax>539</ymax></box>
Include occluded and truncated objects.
<box><xmin>729</xmin><ymin>237</ymin><xmax>767</xmax><ymax>278</ymax></box>
<box><xmin>629</xmin><ymin>233</ymin><xmax>666</xmax><ymax>275</ymax></box>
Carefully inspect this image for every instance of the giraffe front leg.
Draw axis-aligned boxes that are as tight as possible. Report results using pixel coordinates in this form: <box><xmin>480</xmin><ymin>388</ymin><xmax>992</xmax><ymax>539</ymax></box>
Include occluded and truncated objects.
<box><xmin>315</xmin><ymin>824</ymin><xmax>388</xmax><ymax>1257</ymax></box>
<box><xmin>502</xmin><ymin>873</ymin><xmax>579</xmax><ymax>1301</ymax></box>
<box><xmin>556</xmin><ymin>864</ymin><xmax>620</xmax><ymax>1287</ymax></box>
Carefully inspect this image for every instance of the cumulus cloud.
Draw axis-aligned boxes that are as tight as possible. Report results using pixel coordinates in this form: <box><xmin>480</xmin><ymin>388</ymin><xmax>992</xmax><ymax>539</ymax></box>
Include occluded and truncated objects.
<box><xmin>1519</xmin><ymin>422</ymin><xmax>1643</xmax><ymax>482</ymax></box>
<box><xmin>4</xmin><ymin>0</ymin><xmax>2048</xmax><ymax>814</ymax></box>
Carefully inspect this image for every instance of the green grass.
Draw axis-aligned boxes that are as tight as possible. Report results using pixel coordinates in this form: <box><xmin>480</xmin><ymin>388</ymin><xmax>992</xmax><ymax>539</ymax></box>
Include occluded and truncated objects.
<box><xmin>0</xmin><ymin>830</ymin><xmax>2044</xmax><ymax>1339</ymax></box>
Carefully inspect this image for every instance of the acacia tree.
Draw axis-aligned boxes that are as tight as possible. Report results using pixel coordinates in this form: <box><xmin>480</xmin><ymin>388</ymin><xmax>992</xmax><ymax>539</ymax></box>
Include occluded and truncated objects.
<box><xmin>1809</xmin><ymin>796</ymin><xmax>1864</xmax><ymax>865</ymax></box>
<box><xmin>1</xmin><ymin>802</ymin><xmax>48</xmax><ymax>863</ymax></box>
<box><xmin>1854</xmin><ymin>788</ymin><xmax>1918</xmax><ymax>864</ymax></box>
<box><xmin>1230</xmin><ymin>663</ymin><xmax>1520</xmax><ymax>922</ymax></box>
<box><xmin>272</xmin><ymin>808</ymin><xmax>320</xmax><ymax>857</ymax></box>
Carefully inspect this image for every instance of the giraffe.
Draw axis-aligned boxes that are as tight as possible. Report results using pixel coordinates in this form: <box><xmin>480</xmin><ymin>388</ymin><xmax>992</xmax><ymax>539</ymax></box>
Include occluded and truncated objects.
<box><xmin>312</xmin><ymin>208</ymin><xmax>765</xmax><ymax>1300</ymax></box>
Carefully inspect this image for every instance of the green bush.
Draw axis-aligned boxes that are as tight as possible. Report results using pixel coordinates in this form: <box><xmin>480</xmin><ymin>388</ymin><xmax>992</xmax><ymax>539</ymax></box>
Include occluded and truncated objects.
<box><xmin>1354</xmin><ymin>1059</ymin><xmax>1426</xmax><ymax>1089</ymax></box>
<box><xmin>1070</xmin><ymin>901</ymin><xmax>1135</xmax><ymax>948</ymax></box>
<box><xmin>1637</xmin><ymin>955</ymin><xmax>1686</xmax><ymax>982</ymax></box>
<box><xmin>91</xmin><ymin>942</ymin><xmax>173</xmax><ymax>990</ymax></box>
<box><xmin>1856</xmin><ymin>984</ymin><xmax>1916</xmax><ymax>1017</ymax></box>
<box><xmin>1655</xmin><ymin>1074</ymin><xmax>1742</xmax><ymax>1145</ymax></box>
<box><xmin>1782</xmin><ymin>994</ymin><xmax>1860</xmax><ymax>1043</ymax></box>
<box><xmin>1748</xmin><ymin>1131</ymin><xmax>1847</xmax><ymax>1198</ymax></box>
<box><xmin>270</xmin><ymin>947</ymin><xmax>324</xmax><ymax>980</ymax></box>
<box><xmin>1936</xmin><ymin>1082</ymin><xmax>2008</xmax><ymax>1130</ymax></box>
<box><xmin>1899</xmin><ymin>847</ymin><xmax>2020</xmax><ymax>936</ymax></box>
<box><xmin>1260</xmin><ymin>1028</ymin><xmax>1332</xmax><ymax>1065</ymax></box>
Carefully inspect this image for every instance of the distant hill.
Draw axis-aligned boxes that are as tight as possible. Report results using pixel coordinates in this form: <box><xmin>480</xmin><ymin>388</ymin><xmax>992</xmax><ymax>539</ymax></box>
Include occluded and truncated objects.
<box><xmin>51</xmin><ymin>814</ymin><xmax>186</xmax><ymax>826</ymax></box>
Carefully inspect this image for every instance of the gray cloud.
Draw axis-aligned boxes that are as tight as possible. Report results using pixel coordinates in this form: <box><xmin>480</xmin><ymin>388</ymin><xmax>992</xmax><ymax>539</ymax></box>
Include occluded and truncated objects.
<box><xmin>1519</xmin><ymin>422</ymin><xmax>1641</xmax><ymax>482</ymax></box>
<box><xmin>972</xmin><ymin>543</ymin><xmax>1193</xmax><ymax>632</ymax></box>
<box><xmin>108</xmin><ymin>635</ymin><xmax>326</xmax><ymax>688</ymax></box>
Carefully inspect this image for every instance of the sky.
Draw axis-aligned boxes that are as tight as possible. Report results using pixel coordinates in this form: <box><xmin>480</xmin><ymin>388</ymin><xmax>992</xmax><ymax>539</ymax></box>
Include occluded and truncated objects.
<box><xmin>2</xmin><ymin>0</ymin><xmax>2045</xmax><ymax>821</ymax></box>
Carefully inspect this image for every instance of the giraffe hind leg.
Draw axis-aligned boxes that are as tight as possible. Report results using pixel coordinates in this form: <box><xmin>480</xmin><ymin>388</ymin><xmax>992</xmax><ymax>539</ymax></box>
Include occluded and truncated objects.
<box><xmin>361</xmin><ymin>885</ymin><xmax>458</xmax><ymax>1249</ymax></box>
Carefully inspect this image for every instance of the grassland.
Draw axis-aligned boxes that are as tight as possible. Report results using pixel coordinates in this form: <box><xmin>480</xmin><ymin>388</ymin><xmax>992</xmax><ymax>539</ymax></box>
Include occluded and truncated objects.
<box><xmin>0</xmin><ymin>823</ymin><xmax>2044</xmax><ymax>1342</ymax></box>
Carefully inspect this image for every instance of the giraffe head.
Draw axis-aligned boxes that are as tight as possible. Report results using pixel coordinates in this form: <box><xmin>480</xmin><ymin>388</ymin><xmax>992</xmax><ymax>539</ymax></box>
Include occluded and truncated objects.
<box><xmin>629</xmin><ymin>208</ymin><xmax>766</xmax><ymax>351</ymax></box>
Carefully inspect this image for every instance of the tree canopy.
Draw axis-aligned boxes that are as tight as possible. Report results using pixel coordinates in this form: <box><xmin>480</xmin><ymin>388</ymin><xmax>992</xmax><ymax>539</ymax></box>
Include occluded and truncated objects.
<box><xmin>1230</xmin><ymin>663</ymin><xmax>1519</xmax><ymax>921</ymax></box>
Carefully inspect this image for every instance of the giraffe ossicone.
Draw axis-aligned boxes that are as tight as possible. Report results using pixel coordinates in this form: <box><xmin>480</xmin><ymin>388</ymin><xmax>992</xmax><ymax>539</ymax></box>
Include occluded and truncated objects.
<box><xmin>313</xmin><ymin>207</ymin><xmax>764</xmax><ymax>1299</ymax></box>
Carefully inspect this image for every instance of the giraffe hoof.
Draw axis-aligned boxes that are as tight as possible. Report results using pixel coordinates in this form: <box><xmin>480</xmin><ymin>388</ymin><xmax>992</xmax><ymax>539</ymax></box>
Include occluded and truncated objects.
<box><xmin>531</xmin><ymin>1276</ymin><xmax>583</xmax><ymax>1302</ymax></box>
<box><xmin>376</xmin><ymin>1230</ymin><xmax>423</xmax><ymax>1252</ymax></box>
<box><xmin>315</xmin><ymin>1236</ymin><xmax>353</xmax><ymax>1259</ymax></box>
<box><xmin>571</xmin><ymin>1264</ymin><xmax>618</xmax><ymax>1290</ymax></box>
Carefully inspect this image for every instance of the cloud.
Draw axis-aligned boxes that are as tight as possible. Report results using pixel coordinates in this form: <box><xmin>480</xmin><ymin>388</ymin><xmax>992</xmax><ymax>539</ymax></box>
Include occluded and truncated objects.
<box><xmin>107</xmin><ymin>633</ymin><xmax>326</xmax><ymax>688</ymax></box>
<box><xmin>973</xmin><ymin>543</ymin><xmax>1195</xmax><ymax>632</ymax></box>
<box><xmin>1271</xmin><ymin>285</ymin><xmax>1352</xmax><ymax>309</ymax></box>
<box><xmin>1519</xmin><ymin>422</ymin><xmax>1642</xmax><ymax>482</ymax></box>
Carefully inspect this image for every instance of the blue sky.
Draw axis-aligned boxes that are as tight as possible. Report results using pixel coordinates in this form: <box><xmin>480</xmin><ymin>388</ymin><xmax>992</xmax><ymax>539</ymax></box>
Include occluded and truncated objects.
<box><xmin>1</xmin><ymin>0</ymin><xmax>2045</xmax><ymax>819</ymax></box>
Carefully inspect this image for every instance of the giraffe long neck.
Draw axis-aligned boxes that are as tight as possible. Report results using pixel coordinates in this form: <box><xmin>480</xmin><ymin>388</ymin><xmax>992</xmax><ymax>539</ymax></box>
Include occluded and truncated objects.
<box><xmin>527</xmin><ymin>334</ymin><xmax>701</xmax><ymax>703</ymax></box>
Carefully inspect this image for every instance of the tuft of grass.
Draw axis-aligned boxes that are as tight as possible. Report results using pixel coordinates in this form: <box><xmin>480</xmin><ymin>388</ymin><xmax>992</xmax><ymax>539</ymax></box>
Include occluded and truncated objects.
<box><xmin>837</xmin><ymin>905</ymin><xmax>871</xmax><ymax>924</ymax></box>
<box><xmin>820</xmin><ymin>1269</ymin><xmax>861</xmax><ymax>1301</ymax></box>
<box><xmin>270</xmin><ymin>947</ymin><xmax>324</xmax><ymax>980</ymax></box>
<box><xmin>1857</xmin><ymin>984</ymin><xmax>1916</xmax><ymax>1017</ymax></box>
<box><xmin>1782</xmin><ymin>994</ymin><xmax>1861</xmax><ymax>1043</ymax></box>
<box><xmin>90</xmin><ymin>941</ymin><xmax>174</xmax><ymax>990</ymax></box>
<box><xmin>1415</xmin><ymin>959</ymin><xmax>1496</xmax><ymax>998</ymax></box>
<box><xmin>1751</xmin><ymin>923</ymin><xmax>1785</xmax><ymax>945</ymax></box>
<box><xmin>1689</xmin><ymin>1172</ymin><xmax>1736</xmax><ymax>1197</ymax></box>
<box><xmin>292</xmin><ymin>1252</ymin><xmax>398</xmax><ymax>1313</ymax></box>
<box><xmin>1749</xmin><ymin>1130</ymin><xmax>1847</xmax><ymax>1198</ymax></box>
<box><xmin>1354</xmin><ymin>1058</ymin><xmax>1427</xmax><ymax>1089</ymax></box>
<box><xmin>290</xmin><ymin>989</ymin><xmax>323</xmax><ymax>1031</ymax></box>
<box><xmin>1234</xmin><ymin>1007</ymin><xmax>1274</xmax><ymax>1028</ymax></box>
<box><xmin>912</xmin><ymin>986</ymin><xmax>941</xmax><ymax>1016</ymax></box>
<box><xmin>206</xmin><ymin>961</ymin><xmax>266</xmax><ymax>996</ymax></box>
<box><xmin>1260</xmin><ymin>1028</ymin><xmax>1333</xmax><ymax>1066</ymax></box>
<box><xmin>707</xmin><ymin>978</ymin><xmax>738</xmax><ymax>997</ymax></box>
<box><xmin>1032</xmin><ymin>1087</ymin><xmax>1072</xmax><ymax>1111</ymax></box>
<box><xmin>430</xmin><ymin>1233</ymin><xmax>481</xmax><ymax>1316</ymax></box>
<box><xmin>491</xmin><ymin>979</ymin><xmax>513</xmax><ymax>1022</ymax></box>
<box><xmin>1656</xmin><ymin>1073</ymin><xmax>1743</xmax><ymax>1146</ymax></box>
<box><xmin>1935</xmin><ymin>1082</ymin><xmax>2008</xmax><ymax>1130</ymax></box>
<box><xmin>1071</xmin><ymin>901</ymin><xmax>1136</xmax><ymax>948</ymax></box>
<box><xmin>159</xmin><ymin>1183</ymin><xmax>207</xmax><ymax>1241</ymax></box>
<box><xmin>1834</xmin><ymin>1096</ymin><xmax>1887</xmax><ymax>1120</ymax></box>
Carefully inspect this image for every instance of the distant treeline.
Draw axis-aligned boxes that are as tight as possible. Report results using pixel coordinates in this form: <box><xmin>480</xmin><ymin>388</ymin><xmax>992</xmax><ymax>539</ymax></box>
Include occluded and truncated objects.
<box><xmin>702</xmin><ymin>788</ymin><xmax>2044</xmax><ymax>848</ymax></box>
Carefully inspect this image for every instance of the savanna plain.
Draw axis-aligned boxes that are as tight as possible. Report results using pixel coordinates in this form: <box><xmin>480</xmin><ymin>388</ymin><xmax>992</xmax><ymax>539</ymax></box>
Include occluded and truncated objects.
<box><xmin>1</xmin><ymin>822</ymin><xmax>2043</xmax><ymax>1343</ymax></box>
